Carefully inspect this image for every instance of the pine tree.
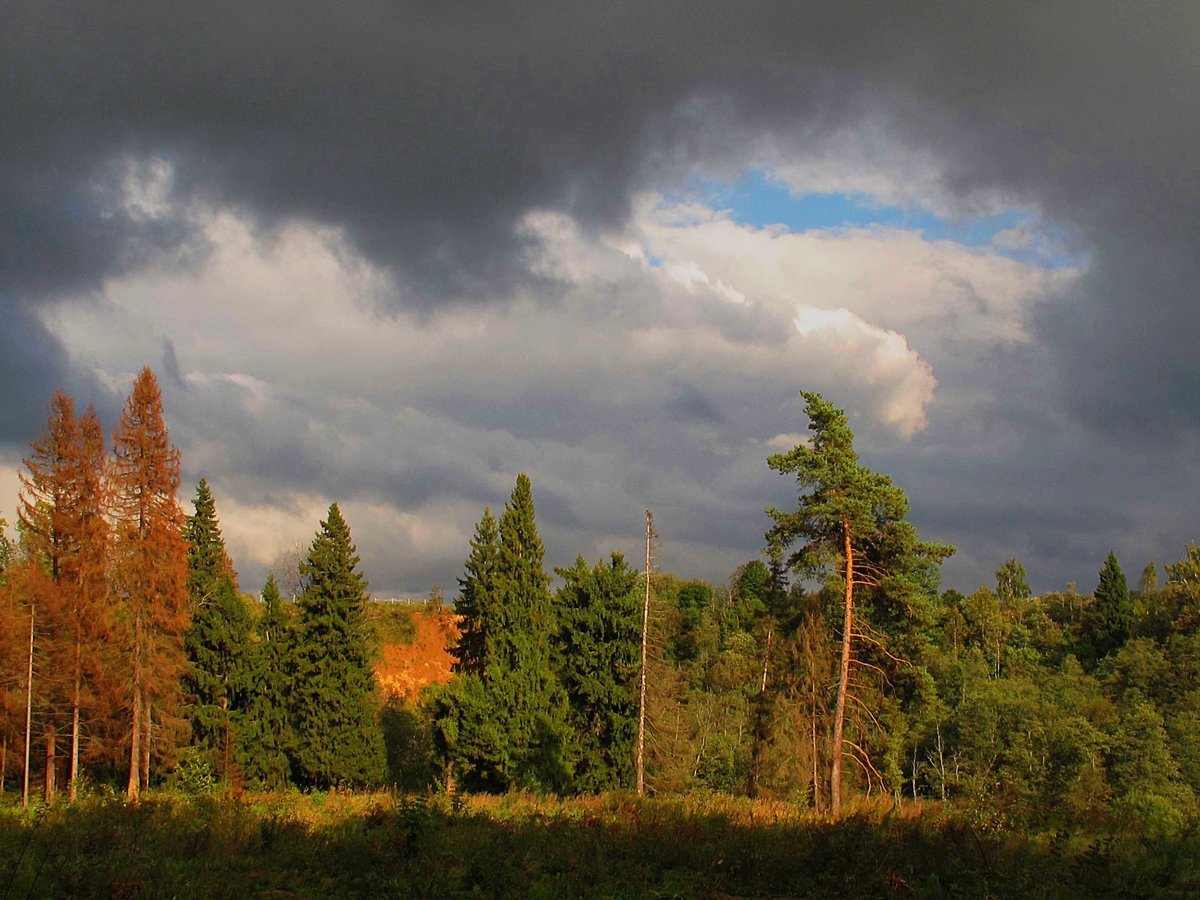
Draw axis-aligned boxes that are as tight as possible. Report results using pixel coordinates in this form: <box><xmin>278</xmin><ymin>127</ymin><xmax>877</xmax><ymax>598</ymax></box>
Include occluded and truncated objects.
<box><xmin>554</xmin><ymin>553</ymin><xmax>641</xmax><ymax>792</ymax></box>
<box><xmin>1092</xmin><ymin>551</ymin><xmax>1133</xmax><ymax>659</ymax></box>
<box><xmin>181</xmin><ymin>479</ymin><xmax>252</xmax><ymax>775</ymax></box>
<box><xmin>452</xmin><ymin>507</ymin><xmax>498</xmax><ymax>675</ymax></box>
<box><xmin>290</xmin><ymin>504</ymin><xmax>385</xmax><ymax>787</ymax></box>
<box><xmin>766</xmin><ymin>392</ymin><xmax>951</xmax><ymax>816</ymax></box>
<box><xmin>110</xmin><ymin>367</ymin><xmax>189</xmax><ymax>799</ymax></box>
<box><xmin>238</xmin><ymin>575</ymin><xmax>293</xmax><ymax>788</ymax></box>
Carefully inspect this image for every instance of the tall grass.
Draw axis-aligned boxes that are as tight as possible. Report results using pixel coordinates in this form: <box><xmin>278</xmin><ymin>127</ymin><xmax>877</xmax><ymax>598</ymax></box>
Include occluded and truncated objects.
<box><xmin>1</xmin><ymin>789</ymin><xmax>1197</xmax><ymax>897</ymax></box>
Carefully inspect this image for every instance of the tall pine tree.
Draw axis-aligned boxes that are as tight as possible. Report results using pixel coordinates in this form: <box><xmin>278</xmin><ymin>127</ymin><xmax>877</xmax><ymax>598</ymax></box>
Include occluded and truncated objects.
<box><xmin>290</xmin><ymin>504</ymin><xmax>385</xmax><ymax>787</ymax></box>
<box><xmin>181</xmin><ymin>479</ymin><xmax>252</xmax><ymax>775</ymax></box>
<box><xmin>767</xmin><ymin>392</ymin><xmax>951</xmax><ymax>815</ymax></box>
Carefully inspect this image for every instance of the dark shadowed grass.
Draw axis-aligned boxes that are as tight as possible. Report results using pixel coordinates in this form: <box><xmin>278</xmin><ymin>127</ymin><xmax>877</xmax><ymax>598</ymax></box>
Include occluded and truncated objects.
<box><xmin>1</xmin><ymin>791</ymin><xmax>1198</xmax><ymax>898</ymax></box>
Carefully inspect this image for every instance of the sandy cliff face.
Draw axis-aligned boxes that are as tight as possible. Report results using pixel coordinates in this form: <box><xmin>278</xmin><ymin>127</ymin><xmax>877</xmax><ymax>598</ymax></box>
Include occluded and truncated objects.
<box><xmin>375</xmin><ymin>610</ymin><xmax>459</xmax><ymax>701</ymax></box>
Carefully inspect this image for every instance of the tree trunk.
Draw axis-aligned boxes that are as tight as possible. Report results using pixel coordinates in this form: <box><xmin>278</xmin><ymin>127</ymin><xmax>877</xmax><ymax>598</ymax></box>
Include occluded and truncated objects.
<box><xmin>830</xmin><ymin>517</ymin><xmax>854</xmax><ymax>817</ymax></box>
<box><xmin>128</xmin><ymin>613</ymin><xmax>142</xmax><ymax>800</ymax></box>
<box><xmin>1</xmin><ymin>733</ymin><xmax>7</xmax><ymax>794</ymax></box>
<box><xmin>70</xmin><ymin>623</ymin><xmax>81</xmax><ymax>802</ymax></box>
<box><xmin>44</xmin><ymin>727</ymin><xmax>56</xmax><ymax>804</ymax></box>
<box><xmin>636</xmin><ymin>510</ymin><xmax>652</xmax><ymax>798</ymax></box>
<box><xmin>23</xmin><ymin>605</ymin><xmax>34</xmax><ymax>809</ymax></box>
<box><xmin>141</xmin><ymin>703</ymin><xmax>151</xmax><ymax>793</ymax></box>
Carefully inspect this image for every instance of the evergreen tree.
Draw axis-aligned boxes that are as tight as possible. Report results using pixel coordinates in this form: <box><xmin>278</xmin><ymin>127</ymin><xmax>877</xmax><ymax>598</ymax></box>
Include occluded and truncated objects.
<box><xmin>486</xmin><ymin>473</ymin><xmax>571</xmax><ymax>790</ymax></box>
<box><xmin>110</xmin><ymin>368</ymin><xmax>189</xmax><ymax>798</ymax></box>
<box><xmin>1092</xmin><ymin>551</ymin><xmax>1133</xmax><ymax>659</ymax></box>
<box><xmin>766</xmin><ymin>392</ymin><xmax>951</xmax><ymax>815</ymax></box>
<box><xmin>238</xmin><ymin>575</ymin><xmax>293</xmax><ymax>788</ymax></box>
<box><xmin>181</xmin><ymin>479</ymin><xmax>252</xmax><ymax>772</ymax></box>
<box><xmin>435</xmin><ymin>475</ymin><xmax>571</xmax><ymax>792</ymax></box>
<box><xmin>554</xmin><ymin>553</ymin><xmax>641</xmax><ymax>792</ymax></box>
<box><xmin>452</xmin><ymin>507</ymin><xmax>498</xmax><ymax>675</ymax></box>
<box><xmin>290</xmin><ymin>504</ymin><xmax>385</xmax><ymax>787</ymax></box>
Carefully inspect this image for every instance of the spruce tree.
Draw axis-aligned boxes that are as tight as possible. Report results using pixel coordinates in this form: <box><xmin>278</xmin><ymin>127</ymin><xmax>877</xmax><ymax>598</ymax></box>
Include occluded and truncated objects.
<box><xmin>181</xmin><ymin>479</ymin><xmax>252</xmax><ymax>771</ymax></box>
<box><xmin>290</xmin><ymin>503</ymin><xmax>385</xmax><ymax>787</ymax></box>
<box><xmin>238</xmin><ymin>575</ymin><xmax>293</xmax><ymax>788</ymax></box>
<box><xmin>487</xmin><ymin>473</ymin><xmax>571</xmax><ymax>790</ymax></box>
<box><xmin>554</xmin><ymin>553</ymin><xmax>640</xmax><ymax>792</ymax></box>
<box><xmin>436</xmin><ymin>475</ymin><xmax>571</xmax><ymax>792</ymax></box>
<box><xmin>452</xmin><ymin>507</ymin><xmax>498</xmax><ymax>675</ymax></box>
<box><xmin>1092</xmin><ymin>551</ymin><xmax>1133</xmax><ymax>659</ymax></box>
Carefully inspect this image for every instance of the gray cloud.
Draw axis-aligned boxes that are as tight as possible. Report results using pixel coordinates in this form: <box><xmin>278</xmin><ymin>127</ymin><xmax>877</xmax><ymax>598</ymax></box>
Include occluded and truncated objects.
<box><xmin>4</xmin><ymin>2</ymin><xmax>1200</xmax><ymax>593</ymax></box>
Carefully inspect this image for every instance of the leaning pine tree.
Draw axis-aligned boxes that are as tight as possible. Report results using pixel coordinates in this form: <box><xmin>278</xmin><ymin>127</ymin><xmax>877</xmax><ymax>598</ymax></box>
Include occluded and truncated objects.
<box><xmin>766</xmin><ymin>392</ymin><xmax>951</xmax><ymax>816</ymax></box>
<box><xmin>290</xmin><ymin>503</ymin><xmax>385</xmax><ymax>788</ymax></box>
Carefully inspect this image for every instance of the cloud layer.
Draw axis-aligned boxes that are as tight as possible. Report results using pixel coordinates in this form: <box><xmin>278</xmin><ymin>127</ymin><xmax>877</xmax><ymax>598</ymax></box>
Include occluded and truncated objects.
<box><xmin>3</xmin><ymin>3</ymin><xmax>1199</xmax><ymax>593</ymax></box>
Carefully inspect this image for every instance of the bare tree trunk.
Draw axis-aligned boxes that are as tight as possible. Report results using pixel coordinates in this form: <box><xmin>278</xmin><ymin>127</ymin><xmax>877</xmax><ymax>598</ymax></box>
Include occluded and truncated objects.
<box><xmin>128</xmin><ymin>614</ymin><xmax>142</xmax><ymax>800</ymax></box>
<box><xmin>23</xmin><ymin>605</ymin><xmax>34</xmax><ymax>809</ymax></box>
<box><xmin>70</xmin><ymin>626</ymin><xmax>81</xmax><ymax>802</ymax></box>
<box><xmin>830</xmin><ymin>517</ymin><xmax>854</xmax><ymax>817</ymax></box>
<box><xmin>636</xmin><ymin>509</ymin><xmax>653</xmax><ymax>798</ymax></box>
<box><xmin>44</xmin><ymin>727</ymin><xmax>56</xmax><ymax>804</ymax></box>
<box><xmin>1</xmin><ymin>733</ymin><xmax>7</xmax><ymax>794</ymax></box>
<box><xmin>141</xmin><ymin>703</ymin><xmax>151</xmax><ymax>793</ymax></box>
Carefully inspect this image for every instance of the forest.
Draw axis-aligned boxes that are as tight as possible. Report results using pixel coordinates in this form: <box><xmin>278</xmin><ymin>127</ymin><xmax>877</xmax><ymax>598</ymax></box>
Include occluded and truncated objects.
<box><xmin>2</xmin><ymin>369</ymin><xmax>1200</xmax><ymax>897</ymax></box>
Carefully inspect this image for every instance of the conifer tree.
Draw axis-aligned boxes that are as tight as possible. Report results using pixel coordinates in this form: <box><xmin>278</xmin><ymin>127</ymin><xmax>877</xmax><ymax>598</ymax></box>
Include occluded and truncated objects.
<box><xmin>486</xmin><ymin>474</ymin><xmax>571</xmax><ymax>790</ymax></box>
<box><xmin>435</xmin><ymin>475</ymin><xmax>571</xmax><ymax>792</ymax></box>
<box><xmin>18</xmin><ymin>392</ymin><xmax>109</xmax><ymax>801</ymax></box>
<box><xmin>1092</xmin><ymin>551</ymin><xmax>1133</xmax><ymax>659</ymax></box>
<box><xmin>110</xmin><ymin>367</ymin><xmax>189</xmax><ymax>799</ymax></box>
<box><xmin>554</xmin><ymin>553</ymin><xmax>641</xmax><ymax>791</ymax></box>
<box><xmin>766</xmin><ymin>392</ymin><xmax>951</xmax><ymax>816</ymax></box>
<box><xmin>452</xmin><ymin>507</ymin><xmax>498</xmax><ymax>675</ymax></box>
<box><xmin>290</xmin><ymin>504</ymin><xmax>385</xmax><ymax>787</ymax></box>
<box><xmin>181</xmin><ymin>479</ymin><xmax>252</xmax><ymax>773</ymax></box>
<box><xmin>239</xmin><ymin>575</ymin><xmax>293</xmax><ymax>788</ymax></box>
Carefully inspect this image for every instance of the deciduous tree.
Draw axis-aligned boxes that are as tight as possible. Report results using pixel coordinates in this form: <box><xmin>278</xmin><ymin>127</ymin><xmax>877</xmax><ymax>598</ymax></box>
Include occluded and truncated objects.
<box><xmin>110</xmin><ymin>367</ymin><xmax>189</xmax><ymax>799</ymax></box>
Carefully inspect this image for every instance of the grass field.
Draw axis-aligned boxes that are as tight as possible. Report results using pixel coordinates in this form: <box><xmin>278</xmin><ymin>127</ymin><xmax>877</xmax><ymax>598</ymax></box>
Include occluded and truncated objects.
<box><xmin>2</xmin><ymin>790</ymin><xmax>1198</xmax><ymax>898</ymax></box>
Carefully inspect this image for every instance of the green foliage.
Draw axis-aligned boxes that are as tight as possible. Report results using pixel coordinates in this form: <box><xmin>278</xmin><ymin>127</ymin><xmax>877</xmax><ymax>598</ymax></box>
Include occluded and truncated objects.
<box><xmin>451</xmin><ymin>507</ymin><xmax>498</xmax><ymax>675</ymax></box>
<box><xmin>554</xmin><ymin>553</ymin><xmax>641</xmax><ymax>792</ymax></box>
<box><xmin>996</xmin><ymin>557</ymin><xmax>1031</xmax><ymax>603</ymax></box>
<box><xmin>290</xmin><ymin>504</ymin><xmax>386</xmax><ymax>788</ymax></box>
<box><xmin>434</xmin><ymin>475</ymin><xmax>571</xmax><ymax>793</ymax></box>
<box><xmin>182</xmin><ymin>480</ymin><xmax>254</xmax><ymax>766</ymax></box>
<box><xmin>238</xmin><ymin>575</ymin><xmax>294</xmax><ymax>789</ymax></box>
<box><xmin>1092</xmin><ymin>551</ymin><xmax>1133</xmax><ymax>659</ymax></box>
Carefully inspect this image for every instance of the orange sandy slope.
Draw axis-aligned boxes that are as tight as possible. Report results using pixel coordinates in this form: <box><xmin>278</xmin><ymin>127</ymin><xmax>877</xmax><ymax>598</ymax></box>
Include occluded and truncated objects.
<box><xmin>375</xmin><ymin>609</ymin><xmax>460</xmax><ymax>702</ymax></box>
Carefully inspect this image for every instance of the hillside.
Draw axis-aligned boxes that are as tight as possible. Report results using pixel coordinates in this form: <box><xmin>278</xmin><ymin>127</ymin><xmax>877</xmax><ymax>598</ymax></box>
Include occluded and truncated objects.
<box><xmin>374</xmin><ymin>607</ymin><xmax>459</xmax><ymax>701</ymax></box>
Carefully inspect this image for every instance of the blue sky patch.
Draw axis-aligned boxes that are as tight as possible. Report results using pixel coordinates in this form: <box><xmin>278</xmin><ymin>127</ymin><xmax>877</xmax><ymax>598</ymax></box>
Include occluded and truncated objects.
<box><xmin>671</xmin><ymin>170</ymin><xmax>1080</xmax><ymax>269</ymax></box>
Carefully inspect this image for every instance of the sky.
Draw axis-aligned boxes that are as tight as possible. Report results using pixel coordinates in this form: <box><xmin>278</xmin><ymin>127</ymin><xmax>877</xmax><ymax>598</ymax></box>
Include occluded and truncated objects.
<box><xmin>3</xmin><ymin>3</ymin><xmax>1199</xmax><ymax>598</ymax></box>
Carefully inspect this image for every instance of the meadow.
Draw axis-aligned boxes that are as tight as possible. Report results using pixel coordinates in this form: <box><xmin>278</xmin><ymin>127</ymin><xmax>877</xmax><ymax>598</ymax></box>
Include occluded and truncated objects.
<box><xmin>2</xmin><ymin>790</ymin><xmax>1198</xmax><ymax>898</ymax></box>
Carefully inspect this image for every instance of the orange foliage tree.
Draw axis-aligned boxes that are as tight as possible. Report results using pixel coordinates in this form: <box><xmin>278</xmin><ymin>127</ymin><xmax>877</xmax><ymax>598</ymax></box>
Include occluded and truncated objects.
<box><xmin>17</xmin><ymin>391</ymin><xmax>110</xmax><ymax>801</ymax></box>
<box><xmin>110</xmin><ymin>368</ymin><xmax>189</xmax><ymax>799</ymax></box>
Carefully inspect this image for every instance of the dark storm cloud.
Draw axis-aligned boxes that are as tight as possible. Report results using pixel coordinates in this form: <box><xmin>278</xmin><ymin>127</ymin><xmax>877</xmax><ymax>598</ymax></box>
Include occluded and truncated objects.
<box><xmin>5</xmin><ymin>1</ymin><xmax>1200</xmax><ymax>589</ymax></box>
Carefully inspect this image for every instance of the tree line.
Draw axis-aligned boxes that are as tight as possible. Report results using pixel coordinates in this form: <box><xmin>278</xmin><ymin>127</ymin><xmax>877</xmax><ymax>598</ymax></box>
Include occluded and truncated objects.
<box><xmin>3</xmin><ymin>374</ymin><xmax>1200</xmax><ymax>837</ymax></box>
<box><xmin>0</xmin><ymin>368</ymin><xmax>383</xmax><ymax>800</ymax></box>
